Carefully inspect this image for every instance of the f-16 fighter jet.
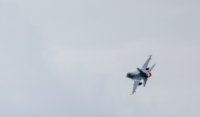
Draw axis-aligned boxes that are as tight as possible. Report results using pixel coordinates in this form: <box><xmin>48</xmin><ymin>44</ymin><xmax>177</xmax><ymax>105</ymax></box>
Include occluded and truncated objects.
<box><xmin>126</xmin><ymin>55</ymin><xmax>156</xmax><ymax>95</ymax></box>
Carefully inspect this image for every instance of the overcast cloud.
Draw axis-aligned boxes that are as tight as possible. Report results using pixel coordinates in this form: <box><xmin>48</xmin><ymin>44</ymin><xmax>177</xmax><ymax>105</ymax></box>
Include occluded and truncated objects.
<box><xmin>0</xmin><ymin>0</ymin><xmax>200</xmax><ymax>117</ymax></box>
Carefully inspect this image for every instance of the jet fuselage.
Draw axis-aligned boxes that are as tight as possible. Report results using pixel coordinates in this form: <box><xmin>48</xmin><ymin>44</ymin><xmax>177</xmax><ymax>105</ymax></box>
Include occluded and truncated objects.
<box><xmin>126</xmin><ymin>71</ymin><xmax>142</xmax><ymax>81</ymax></box>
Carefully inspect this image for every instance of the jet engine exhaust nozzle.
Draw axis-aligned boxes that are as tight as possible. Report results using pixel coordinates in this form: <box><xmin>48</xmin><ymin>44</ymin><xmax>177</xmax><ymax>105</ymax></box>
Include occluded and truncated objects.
<box><xmin>146</xmin><ymin>72</ymin><xmax>152</xmax><ymax>78</ymax></box>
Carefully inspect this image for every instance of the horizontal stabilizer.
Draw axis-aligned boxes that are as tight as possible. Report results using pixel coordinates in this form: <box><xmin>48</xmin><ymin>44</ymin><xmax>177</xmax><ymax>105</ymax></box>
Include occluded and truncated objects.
<box><xmin>143</xmin><ymin>78</ymin><xmax>148</xmax><ymax>87</ymax></box>
<box><xmin>149</xmin><ymin>64</ymin><xmax>156</xmax><ymax>72</ymax></box>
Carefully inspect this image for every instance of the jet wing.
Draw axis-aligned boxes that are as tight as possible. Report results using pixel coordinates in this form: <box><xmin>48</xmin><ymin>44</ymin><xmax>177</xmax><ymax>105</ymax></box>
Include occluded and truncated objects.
<box><xmin>141</xmin><ymin>55</ymin><xmax>152</xmax><ymax>70</ymax></box>
<box><xmin>131</xmin><ymin>81</ymin><xmax>140</xmax><ymax>94</ymax></box>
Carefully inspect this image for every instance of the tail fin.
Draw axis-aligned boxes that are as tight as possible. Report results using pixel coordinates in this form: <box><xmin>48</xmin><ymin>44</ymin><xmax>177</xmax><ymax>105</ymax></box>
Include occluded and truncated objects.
<box><xmin>149</xmin><ymin>64</ymin><xmax>156</xmax><ymax>72</ymax></box>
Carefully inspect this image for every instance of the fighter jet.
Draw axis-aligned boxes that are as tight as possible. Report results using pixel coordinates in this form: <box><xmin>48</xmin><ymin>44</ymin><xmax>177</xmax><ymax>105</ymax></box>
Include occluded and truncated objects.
<box><xmin>126</xmin><ymin>55</ymin><xmax>156</xmax><ymax>94</ymax></box>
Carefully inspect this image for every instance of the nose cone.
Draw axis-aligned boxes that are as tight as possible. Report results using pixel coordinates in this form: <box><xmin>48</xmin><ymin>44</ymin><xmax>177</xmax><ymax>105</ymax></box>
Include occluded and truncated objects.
<box><xmin>126</xmin><ymin>73</ymin><xmax>133</xmax><ymax>78</ymax></box>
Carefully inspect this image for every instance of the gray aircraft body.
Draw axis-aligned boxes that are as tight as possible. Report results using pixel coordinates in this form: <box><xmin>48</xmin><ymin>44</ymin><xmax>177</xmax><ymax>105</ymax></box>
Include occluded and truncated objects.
<box><xmin>126</xmin><ymin>55</ymin><xmax>156</xmax><ymax>94</ymax></box>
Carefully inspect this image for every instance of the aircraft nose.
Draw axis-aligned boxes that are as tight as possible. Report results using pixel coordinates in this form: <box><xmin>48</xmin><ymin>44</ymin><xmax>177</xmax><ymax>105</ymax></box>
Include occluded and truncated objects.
<box><xmin>126</xmin><ymin>73</ymin><xmax>132</xmax><ymax>78</ymax></box>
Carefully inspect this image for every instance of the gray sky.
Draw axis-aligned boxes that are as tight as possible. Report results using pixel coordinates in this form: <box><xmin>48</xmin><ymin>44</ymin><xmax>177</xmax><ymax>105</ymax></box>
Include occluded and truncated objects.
<box><xmin>0</xmin><ymin>0</ymin><xmax>200</xmax><ymax>117</ymax></box>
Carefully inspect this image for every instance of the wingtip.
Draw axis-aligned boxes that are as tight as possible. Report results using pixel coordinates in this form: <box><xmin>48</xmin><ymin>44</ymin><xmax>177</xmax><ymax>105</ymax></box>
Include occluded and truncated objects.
<box><xmin>130</xmin><ymin>91</ymin><xmax>136</xmax><ymax>95</ymax></box>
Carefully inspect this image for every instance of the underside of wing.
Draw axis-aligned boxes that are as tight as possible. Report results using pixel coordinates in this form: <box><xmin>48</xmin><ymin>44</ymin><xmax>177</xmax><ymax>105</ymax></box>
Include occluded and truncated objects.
<box><xmin>131</xmin><ymin>81</ymin><xmax>140</xmax><ymax>94</ymax></box>
<box><xmin>142</xmin><ymin>55</ymin><xmax>152</xmax><ymax>70</ymax></box>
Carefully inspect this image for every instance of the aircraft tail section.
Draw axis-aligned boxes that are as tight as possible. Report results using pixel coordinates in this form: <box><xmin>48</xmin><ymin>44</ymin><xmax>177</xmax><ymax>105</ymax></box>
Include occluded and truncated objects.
<box><xmin>149</xmin><ymin>64</ymin><xmax>156</xmax><ymax>72</ymax></box>
<box><xmin>143</xmin><ymin>78</ymin><xmax>148</xmax><ymax>87</ymax></box>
